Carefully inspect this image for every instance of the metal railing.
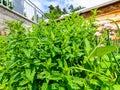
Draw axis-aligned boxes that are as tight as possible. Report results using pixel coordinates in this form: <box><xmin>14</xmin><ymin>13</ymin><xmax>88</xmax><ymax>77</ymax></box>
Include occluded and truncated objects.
<box><xmin>0</xmin><ymin>0</ymin><xmax>13</xmax><ymax>9</ymax></box>
<box><xmin>24</xmin><ymin>0</ymin><xmax>48</xmax><ymax>23</ymax></box>
<box><xmin>0</xmin><ymin>0</ymin><xmax>48</xmax><ymax>23</ymax></box>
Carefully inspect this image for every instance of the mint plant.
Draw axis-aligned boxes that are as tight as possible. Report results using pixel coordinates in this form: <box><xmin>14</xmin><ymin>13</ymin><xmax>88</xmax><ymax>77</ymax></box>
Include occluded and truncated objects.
<box><xmin>0</xmin><ymin>13</ymin><xmax>120</xmax><ymax>90</ymax></box>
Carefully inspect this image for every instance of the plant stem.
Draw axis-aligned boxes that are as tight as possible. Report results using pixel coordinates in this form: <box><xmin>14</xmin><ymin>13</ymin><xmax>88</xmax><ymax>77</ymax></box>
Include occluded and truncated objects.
<box><xmin>71</xmin><ymin>67</ymin><xmax>110</xmax><ymax>79</ymax></box>
<box><xmin>107</xmin><ymin>30</ymin><xmax>111</xmax><ymax>46</ymax></box>
<box><xmin>112</xmin><ymin>52</ymin><xmax>120</xmax><ymax>71</ymax></box>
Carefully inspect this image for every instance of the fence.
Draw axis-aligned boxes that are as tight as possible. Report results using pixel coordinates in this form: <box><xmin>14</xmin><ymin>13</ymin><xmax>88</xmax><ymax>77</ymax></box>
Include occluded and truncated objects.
<box><xmin>0</xmin><ymin>0</ymin><xmax>12</xmax><ymax>9</ymax></box>
<box><xmin>0</xmin><ymin>0</ymin><xmax>48</xmax><ymax>23</ymax></box>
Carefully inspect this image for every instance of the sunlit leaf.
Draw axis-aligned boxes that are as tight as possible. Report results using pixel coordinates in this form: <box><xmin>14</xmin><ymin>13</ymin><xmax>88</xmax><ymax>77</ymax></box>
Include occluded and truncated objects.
<box><xmin>90</xmin><ymin>46</ymin><xmax>116</xmax><ymax>57</ymax></box>
<box><xmin>41</xmin><ymin>83</ymin><xmax>48</xmax><ymax>90</ymax></box>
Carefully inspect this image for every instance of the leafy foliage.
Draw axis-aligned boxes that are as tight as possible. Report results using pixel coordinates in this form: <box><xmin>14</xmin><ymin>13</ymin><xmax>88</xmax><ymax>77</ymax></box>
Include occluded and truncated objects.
<box><xmin>44</xmin><ymin>5</ymin><xmax>66</xmax><ymax>19</ymax></box>
<box><xmin>68</xmin><ymin>4</ymin><xmax>85</xmax><ymax>12</ymax></box>
<box><xmin>0</xmin><ymin>13</ymin><xmax>120</xmax><ymax>90</ymax></box>
<box><xmin>45</xmin><ymin>4</ymin><xmax>85</xmax><ymax>19</ymax></box>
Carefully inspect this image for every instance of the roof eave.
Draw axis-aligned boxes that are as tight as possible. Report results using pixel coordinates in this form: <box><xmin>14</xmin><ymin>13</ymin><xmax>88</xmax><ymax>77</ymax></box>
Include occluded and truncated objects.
<box><xmin>56</xmin><ymin>0</ymin><xmax>120</xmax><ymax>21</ymax></box>
<box><xmin>75</xmin><ymin>0</ymin><xmax>120</xmax><ymax>14</ymax></box>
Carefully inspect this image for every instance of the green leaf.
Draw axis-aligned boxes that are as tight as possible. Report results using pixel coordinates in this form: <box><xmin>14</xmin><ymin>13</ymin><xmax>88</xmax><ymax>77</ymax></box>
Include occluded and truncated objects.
<box><xmin>48</xmin><ymin>71</ymin><xmax>62</xmax><ymax>80</ymax></box>
<box><xmin>72</xmin><ymin>77</ymin><xmax>84</xmax><ymax>87</ymax></box>
<box><xmin>68</xmin><ymin>82</ymin><xmax>80</xmax><ymax>90</ymax></box>
<box><xmin>59</xmin><ymin>87</ymin><xmax>65</xmax><ymax>90</ymax></box>
<box><xmin>9</xmin><ymin>72</ymin><xmax>21</xmax><ymax>84</ymax></box>
<box><xmin>0</xmin><ymin>73</ymin><xmax>4</xmax><ymax>81</ymax></box>
<box><xmin>25</xmin><ymin>69</ymin><xmax>31</xmax><ymax>80</ymax></box>
<box><xmin>47</xmin><ymin>58</ymin><xmax>52</xmax><ymax>67</ymax></box>
<box><xmin>64</xmin><ymin>60</ymin><xmax>68</xmax><ymax>69</ymax></box>
<box><xmin>37</xmin><ymin>71</ymin><xmax>50</xmax><ymax>79</ymax></box>
<box><xmin>0</xmin><ymin>66</ymin><xmax>4</xmax><ymax>71</ymax></box>
<box><xmin>57</xmin><ymin>59</ymin><xmax>63</xmax><ymax>68</ymax></box>
<box><xmin>84</xmin><ymin>38</ymin><xmax>91</xmax><ymax>55</ymax></box>
<box><xmin>113</xmin><ymin>85</ymin><xmax>120</xmax><ymax>90</ymax></box>
<box><xmin>65</xmin><ymin>75</ymin><xmax>80</xmax><ymax>89</ymax></box>
<box><xmin>51</xmin><ymin>83</ymin><xmax>59</xmax><ymax>89</ymax></box>
<box><xmin>24</xmin><ymin>49</ymin><xmax>31</xmax><ymax>58</ymax></box>
<box><xmin>90</xmin><ymin>46</ymin><xmax>116</xmax><ymax>57</ymax></box>
<box><xmin>19</xmin><ymin>80</ymin><xmax>29</xmax><ymax>86</ymax></box>
<box><xmin>49</xmin><ymin>75</ymin><xmax>62</xmax><ymax>81</ymax></box>
<box><xmin>0</xmin><ymin>84</ymin><xmax>5</xmax><ymax>89</ymax></box>
<box><xmin>106</xmin><ymin>70</ymin><xmax>111</xmax><ymax>76</ymax></box>
<box><xmin>41</xmin><ymin>83</ymin><xmax>48</xmax><ymax>90</ymax></box>
<box><xmin>25</xmin><ymin>67</ymin><xmax>35</xmax><ymax>83</ymax></box>
<box><xmin>17</xmin><ymin>87</ymin><xmax>27</xmax><ymax>90</ymax></box>
<box><xmin>90</xmin><ymin>79</ymin><xmax>99</xmax><ymax>86</ymax></box>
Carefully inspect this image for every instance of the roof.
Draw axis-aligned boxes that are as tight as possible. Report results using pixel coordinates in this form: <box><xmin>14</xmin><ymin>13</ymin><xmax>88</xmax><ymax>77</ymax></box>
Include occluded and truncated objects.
<box><xmin>56</xmin><ymin>0</ymin><xmax>120</xmax><ymax>21</ymax></box>
<box><xmin>75</xmin><ymin>0</ymin><xmax>120</xmax><ymax>14</ymax></box>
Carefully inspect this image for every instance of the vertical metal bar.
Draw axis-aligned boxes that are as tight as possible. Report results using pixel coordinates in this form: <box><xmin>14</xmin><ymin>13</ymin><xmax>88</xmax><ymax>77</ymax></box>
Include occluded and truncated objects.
<box><xmin>34</xmin><ymin>8</ymin><xmax>37</xmax><ymax>23</ymax></box>
<box><xmin>23</xmin><ymin>0</ymin><xmax>25</xmax><ymax>16</ymax></box>
<box><xmin>11</xmin><ymin>1</ymin><xmax>13</xmax><ymax>9</ymax></box>
<box><xmin>7</xmin><ymin>0</ymin><xmax>9</xmax><ymax>7</ymax></box>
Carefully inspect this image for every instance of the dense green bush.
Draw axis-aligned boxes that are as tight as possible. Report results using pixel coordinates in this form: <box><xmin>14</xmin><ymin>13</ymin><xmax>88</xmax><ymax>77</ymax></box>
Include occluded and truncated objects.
<box><xmin>0</xmin><ymin>13</ymin><xmax>120</xmax><ymax>90</ymax></box>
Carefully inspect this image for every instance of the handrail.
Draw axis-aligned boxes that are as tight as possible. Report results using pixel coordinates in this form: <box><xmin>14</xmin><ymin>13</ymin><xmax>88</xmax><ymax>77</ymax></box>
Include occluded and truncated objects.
<box><xmin>27</xmin><ymin>0</ymin><xmax>48</xmax><ymax>19</ymax></box>
<box><xmin>0</xmin><ymin>0</ymin><xmax>48</xmax><ymax>23</ymax></box>
<box><xmin>0</xmin><ymin>0</ymin><xmax>12</xmax><ymax>8</ymax></box>
<box><xmin>25</xmin><ymin>0</ymin><xmax>48</xmax><ymax>19</ymax></box>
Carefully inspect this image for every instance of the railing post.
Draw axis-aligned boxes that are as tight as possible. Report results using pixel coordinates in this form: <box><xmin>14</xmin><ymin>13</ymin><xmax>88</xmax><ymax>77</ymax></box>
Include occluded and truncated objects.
<box><xmin>34</xmin><ymin>8</ymin><xmax>37</xmax><ymax>23</ymax></box>
<box><xmin>7</xmin><ymin>0</ymin><xmax>9</xmax><ymax>7</ymax></box>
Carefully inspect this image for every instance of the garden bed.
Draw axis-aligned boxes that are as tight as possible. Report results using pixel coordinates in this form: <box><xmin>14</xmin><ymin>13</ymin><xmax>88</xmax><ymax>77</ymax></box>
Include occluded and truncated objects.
<box><xmin>0</xmin><ymin>13</ymin><xmax>120</xmax><ymax>90</ymax></box>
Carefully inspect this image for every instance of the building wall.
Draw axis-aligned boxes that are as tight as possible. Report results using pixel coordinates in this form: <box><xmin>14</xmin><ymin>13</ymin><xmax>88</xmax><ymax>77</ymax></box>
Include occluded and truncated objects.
<box><xmin>81</xmin><ymin>1</ymin><xmax>120</xmax><ymax>24</ymax></box>
<box><xmin>13</xmin><ymin>0</ymin><xmax>24</xmax><ymax>15</ymax></box>
<box><xmin>0</xmin><ymin>4</ymin><xmax>35</xmax><ymax>31</ymax></box>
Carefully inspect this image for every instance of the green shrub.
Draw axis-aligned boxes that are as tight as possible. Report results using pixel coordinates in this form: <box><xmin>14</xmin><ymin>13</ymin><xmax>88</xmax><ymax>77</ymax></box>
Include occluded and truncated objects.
<box><xmin>0</xmin><ymin>13</ymin><xmax>120</xmax><ymax>90</ymax></box>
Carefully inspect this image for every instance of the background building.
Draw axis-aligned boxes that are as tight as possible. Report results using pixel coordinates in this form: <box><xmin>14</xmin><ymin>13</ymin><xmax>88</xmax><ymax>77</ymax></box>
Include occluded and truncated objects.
<box><xmin>13</xmin><ymin>0</ymin><xmax>24</xmax><ymax>15</ymax></box>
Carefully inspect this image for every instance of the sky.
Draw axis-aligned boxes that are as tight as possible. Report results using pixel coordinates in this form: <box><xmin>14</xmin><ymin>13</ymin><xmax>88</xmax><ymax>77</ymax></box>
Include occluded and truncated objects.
<box><xmin>23</xmin><ymin>0</ymin><xmax>113</xmax><ymax>19</ymax></box>
<box><xmin>31</xmin><ymin>0</ymin><xmax>112</xmax><ymax>12</ymax></box>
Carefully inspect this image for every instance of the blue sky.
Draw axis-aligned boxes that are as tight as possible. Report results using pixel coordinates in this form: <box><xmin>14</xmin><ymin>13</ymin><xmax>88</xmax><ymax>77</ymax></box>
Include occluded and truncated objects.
<box><xmin>24</xmin><ymin>0</ymin><xmax>112</xmax><ymax>19</ymax></box>
<box><xmin>31</xmin><ymin>0</ymin><xmax>112</xmax><ymax>13</ymax></box>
